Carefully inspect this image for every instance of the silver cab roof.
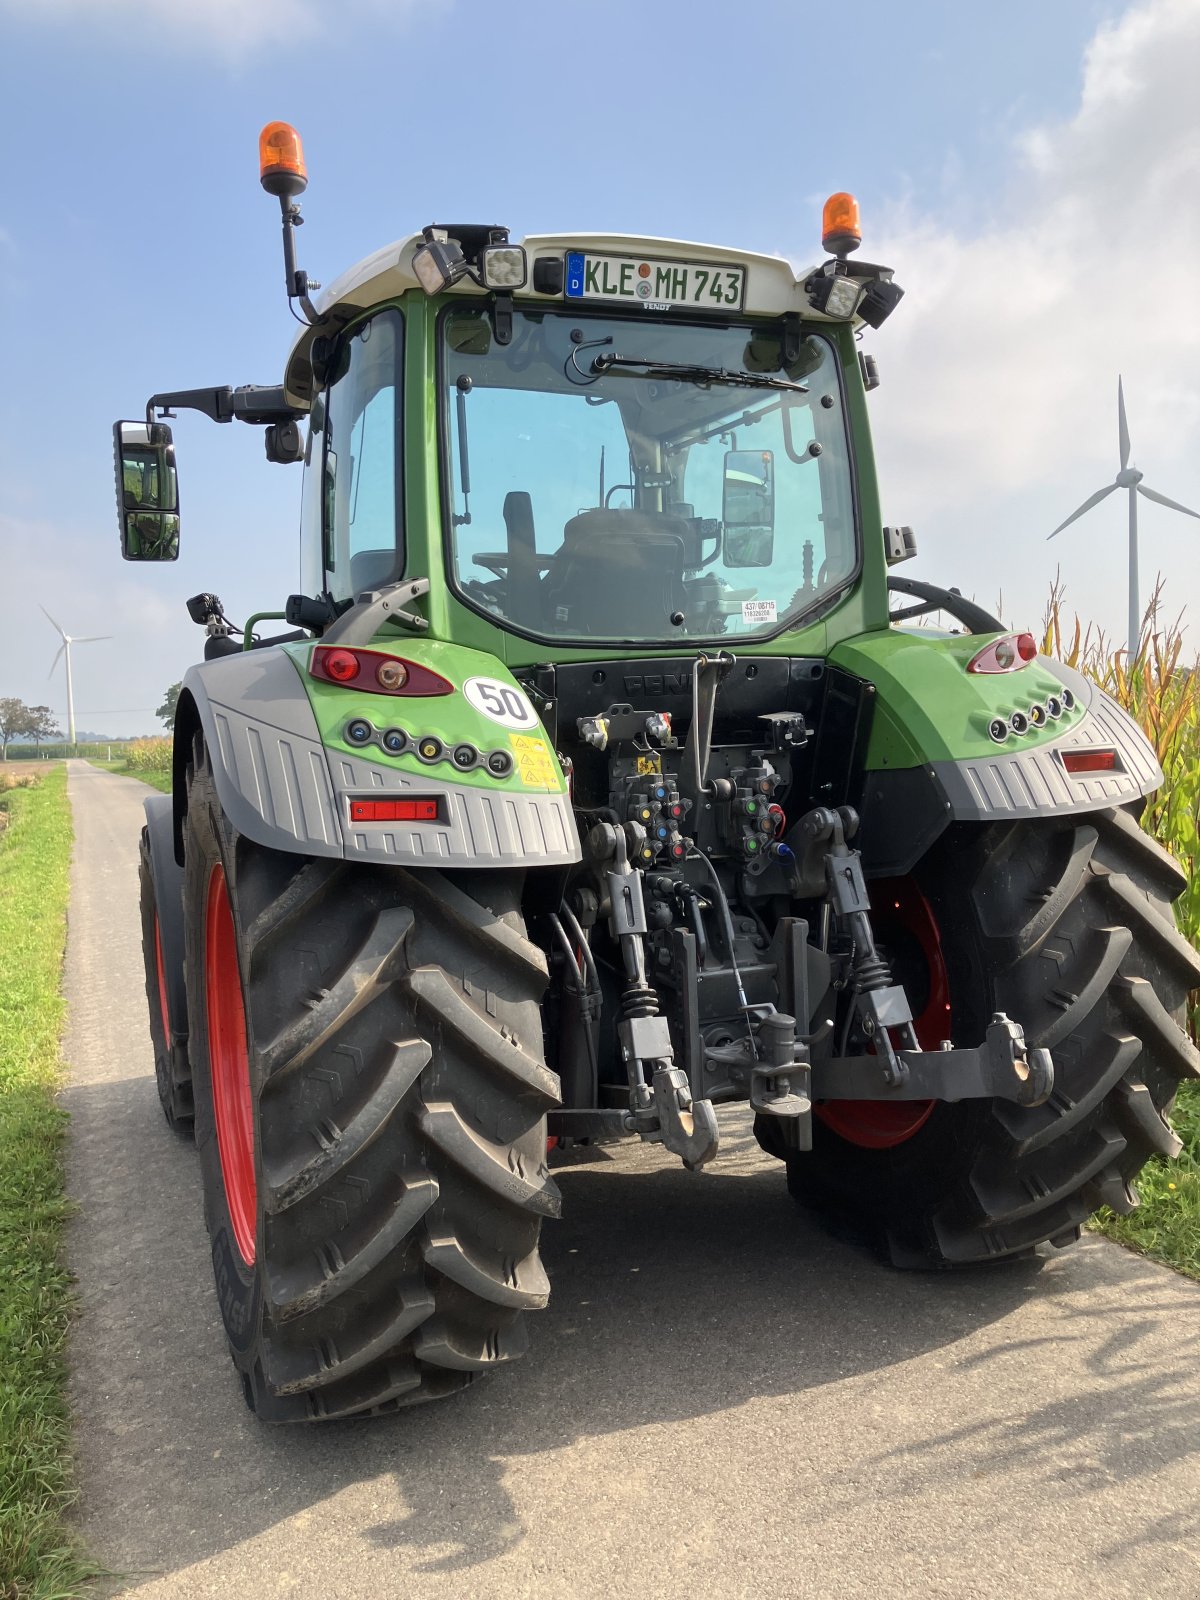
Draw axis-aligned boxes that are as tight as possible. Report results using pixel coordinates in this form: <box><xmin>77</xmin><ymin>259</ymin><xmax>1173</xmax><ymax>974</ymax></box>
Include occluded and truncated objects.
<box><xmin>284</xmin><ymin>230</ymin><xmax>830</xmax><ymax>407</ymax></box>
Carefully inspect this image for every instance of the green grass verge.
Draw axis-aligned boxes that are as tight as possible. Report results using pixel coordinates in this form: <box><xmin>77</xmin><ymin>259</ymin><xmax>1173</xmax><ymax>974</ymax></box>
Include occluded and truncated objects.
<box><xmin>0</xmin><ymin>770</ymin><xmax>96</xmax><ymax>1597</ymax></box>
<box><xmin>86</xmin><ymin>760</ymin><xmax>171</xmax><ymax>795</ymax></box>
<box><xmin>1094</xmin><ymin>1080</ymin><xmax>1199</xmax><ymax>1279</ymax></box>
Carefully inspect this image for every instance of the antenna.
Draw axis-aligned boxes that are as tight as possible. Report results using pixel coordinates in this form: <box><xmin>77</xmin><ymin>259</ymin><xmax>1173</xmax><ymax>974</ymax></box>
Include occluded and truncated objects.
<box><xmin>40</xmin><ymin>606</ymin><xmax>112</xmax><ymax>745</ymax></box>
<box><xmin>1048</xmin><ymin>377</ymin><xmax>1200</xmax><ymax>650</ymax></box>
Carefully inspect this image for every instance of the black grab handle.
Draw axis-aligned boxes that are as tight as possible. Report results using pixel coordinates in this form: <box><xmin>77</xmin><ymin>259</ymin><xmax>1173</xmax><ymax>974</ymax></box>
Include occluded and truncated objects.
<box><xmin>887</xmin><ymin>575</ymin><xmax>1003</xmax><ymax>635</ymax></box>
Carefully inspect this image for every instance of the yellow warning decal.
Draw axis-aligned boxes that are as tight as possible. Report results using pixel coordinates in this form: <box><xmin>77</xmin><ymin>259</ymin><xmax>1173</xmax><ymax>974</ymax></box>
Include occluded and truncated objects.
<box><xmin>636</xmin><ymin>754</ymin><xmax>662</xmax><ymax>776</ymax></box>
<box><xmin>511</xmin><ymin>734</ymin><xmax>560</xmax><ymax>789</ymax></box>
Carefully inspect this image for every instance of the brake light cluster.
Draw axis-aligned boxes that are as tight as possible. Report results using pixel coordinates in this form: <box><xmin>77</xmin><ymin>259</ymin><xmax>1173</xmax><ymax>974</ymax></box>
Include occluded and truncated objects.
<box><xmin>309</xmin><ymin>645</ymin><xmax>453</xmax><ymax>697</ymax></box>
<box><xmin>967</xmin><ymin>633</ymin><xmax>1038</xmax><ymax>674</ymax></box>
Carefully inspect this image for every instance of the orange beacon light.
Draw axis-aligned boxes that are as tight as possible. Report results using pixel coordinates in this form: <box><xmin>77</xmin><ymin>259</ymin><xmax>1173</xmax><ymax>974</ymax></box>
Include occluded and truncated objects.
<box><xmin>821</xmin><ymin>192</ymin><xmax>861</xmax><ymax>258</ymax></box>
<box><xmin>259</xmin><ymin>122</ymin><xmax>307</xmax><ymax>199</ymax></box>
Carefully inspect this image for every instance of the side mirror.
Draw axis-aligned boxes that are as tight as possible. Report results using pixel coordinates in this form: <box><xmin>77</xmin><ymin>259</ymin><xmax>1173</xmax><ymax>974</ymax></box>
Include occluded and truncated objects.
<box><xmin>113</xmin><ymin>420</ymin><xmax>181</xmax><ymax>561</ymax></box>
<box><xmin>722</xmin><ymin>448</ymin><xmax>775</xmax><ymax>568</ymax></box>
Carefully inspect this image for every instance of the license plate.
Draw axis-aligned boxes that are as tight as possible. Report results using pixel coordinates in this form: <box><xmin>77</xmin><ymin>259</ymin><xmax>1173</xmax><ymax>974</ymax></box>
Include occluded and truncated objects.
<box><xmin>564</xmin><ymin>251</ymin><xmax>745</xmax><ymax>311</ymax></box>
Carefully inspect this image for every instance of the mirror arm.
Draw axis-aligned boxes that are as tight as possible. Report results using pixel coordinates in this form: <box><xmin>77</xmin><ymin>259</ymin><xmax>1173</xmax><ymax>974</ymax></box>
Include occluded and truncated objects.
<box><xmin>279</xmin><ymin>196</ymin><xmax>321</xmax><ymax>325</ymax></box>
<box><xmin>146</xmin><ymin>385</ymin><xmax>304</xmax><ymax>429</ymax></box>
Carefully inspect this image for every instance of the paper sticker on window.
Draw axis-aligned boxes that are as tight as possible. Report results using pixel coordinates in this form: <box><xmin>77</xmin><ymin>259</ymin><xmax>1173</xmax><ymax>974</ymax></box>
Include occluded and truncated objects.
<box><xmin>741</xmin><ymin>599</ymin><xmax>778</xmax><ymax>626</ymax></box>
<box><xmin>511</xmin><ymin>734</ymin><xmax>560</xmax><ymax>788</ymax></box>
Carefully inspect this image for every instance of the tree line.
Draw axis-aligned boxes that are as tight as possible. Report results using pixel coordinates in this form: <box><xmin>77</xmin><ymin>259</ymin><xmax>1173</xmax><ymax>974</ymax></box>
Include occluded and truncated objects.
<box><xmin>0</xmin><ymin>699</ymin><xmax>62</xmax><ymax>759</ymax></box>
<box><xmin>0</xmin><ymin>684</ymin><xmax>183</xmax><ymax>758</ymax></box>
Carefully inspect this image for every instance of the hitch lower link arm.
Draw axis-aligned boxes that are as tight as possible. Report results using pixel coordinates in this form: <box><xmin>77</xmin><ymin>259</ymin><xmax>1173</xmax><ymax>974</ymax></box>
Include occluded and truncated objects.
<box><xmin>799</xmin><ymin>806</ymin><xmax>918</xmax><ymax>1085</ymax></box>
<box><xmin>592</xmin><ymin>821</ymin><xmax>720</xmax><ymax>1171</ymax></box>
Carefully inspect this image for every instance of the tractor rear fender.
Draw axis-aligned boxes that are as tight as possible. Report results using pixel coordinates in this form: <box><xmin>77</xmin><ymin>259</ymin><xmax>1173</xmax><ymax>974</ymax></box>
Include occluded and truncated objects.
<box><xmin>832</xmin><ymin>632</ymin><xmax>1163</xmax><ymax>877</ymax></box>
<box><xmin>171</xmin><ymin>646</ymin><xmax>580</xmax><ymax>870</ymax></box>
<box><xmin>143</xmin><ymin>793</ymin><xmax>188</xmax><ymax>1040</ymax></box>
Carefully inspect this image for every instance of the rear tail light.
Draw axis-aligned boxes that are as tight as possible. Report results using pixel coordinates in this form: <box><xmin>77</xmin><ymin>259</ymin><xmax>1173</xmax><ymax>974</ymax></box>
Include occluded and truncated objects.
<box><xmin>1062</xmin><ymin>749</ymin><xmax>1119</xmax><ymax>776</ymax></box>
<box><xmin>310</xmin><ymin>645</ymin><xmax>453</xmax><ymax>697</ymax></box>
<box><xmin>967</xmin><ymin>632</ymin><xmax>1038</xmax><ymax>674</ymax></box>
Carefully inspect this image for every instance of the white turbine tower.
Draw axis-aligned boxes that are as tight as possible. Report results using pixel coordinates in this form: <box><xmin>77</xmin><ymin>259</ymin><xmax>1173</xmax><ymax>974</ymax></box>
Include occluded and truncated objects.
<box><xmin>1048</xmin><ymin>377</ymin><xmax>1200</xmax><ymax>652</ymax></box>
<box><xmin>41</xmin><ymin>606</ymin><xmax>112</xmax><ymax>746</ymax></box>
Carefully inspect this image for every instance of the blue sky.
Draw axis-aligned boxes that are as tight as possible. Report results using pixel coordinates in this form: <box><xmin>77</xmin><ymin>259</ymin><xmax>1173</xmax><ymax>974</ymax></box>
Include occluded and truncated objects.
<box><xmin>2</xmin><ymin>0</ymin><xmax>1197</xmax><ymax>737</ymax></box>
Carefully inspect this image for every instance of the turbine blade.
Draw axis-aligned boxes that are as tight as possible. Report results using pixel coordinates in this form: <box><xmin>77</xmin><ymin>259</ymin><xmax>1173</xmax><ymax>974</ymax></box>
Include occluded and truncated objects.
<box><xmin>1137</xmin><ymin>483</ymin><xmax>1200</xmax><ymax>521</ymax></box>
<box><xmin>1118</xmin><ymin>376</ymin><xmax>1130</xmax><ymax>471</ymax></box>
<box><xmin>39</xmin><ymin>603</ymin><xmax>66</xmax><ymax>638</ymax></box>
<box><xmin>48</xmin><ymin>644</ymin><xmax>64</xmax><ymax>679</ymax></box>
<box><xmin>1047</xmin><ymin>482</ymin><xmax>1118</xmax><ymax>539</ymax></box>
<box><xmin>73</xmin><ymin>635</ymin><xmax>113</xmax><ymax>643</ymax></box>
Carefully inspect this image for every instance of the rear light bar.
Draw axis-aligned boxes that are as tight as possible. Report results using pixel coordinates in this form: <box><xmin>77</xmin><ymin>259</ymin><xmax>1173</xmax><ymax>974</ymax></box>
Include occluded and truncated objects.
<box><xmin>1061</xmin><ymin>749</ymin><xmax>1119</xmax><ymax>776</ymax></box>
<box><xmin>348</xmin><ymin>797</ymin><xmax>442</xmax><ymax>823</ymax></box>
<box><xmin>967</xmin><ymin>632</ymin><xmax>1038</xmax><ymax>674</ymax></box>
<box><xmin>310</xmin><ymin>645</ymin><xmax>454</xmax><ymax>697</ymax></box>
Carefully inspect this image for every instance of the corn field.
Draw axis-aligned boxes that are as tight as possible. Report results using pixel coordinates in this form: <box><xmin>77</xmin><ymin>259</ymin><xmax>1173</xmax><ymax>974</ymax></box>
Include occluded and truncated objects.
<box><xmin>124</xmin><ymin>737</ymin><xmax>172</xmax><ymax>772</ymax></box>
<box><xmin>1043</xmin><ymin>578</ymin><xmax>1199</xmax><ymax>1041</ymax></box>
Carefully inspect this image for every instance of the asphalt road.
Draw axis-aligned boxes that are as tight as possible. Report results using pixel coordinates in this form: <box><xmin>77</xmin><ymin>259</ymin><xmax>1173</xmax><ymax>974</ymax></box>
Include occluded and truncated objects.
<box><xmin>62</xmin><ymin>758</ymin><xmax>1200</xmax><ymax>1599</ymax></box>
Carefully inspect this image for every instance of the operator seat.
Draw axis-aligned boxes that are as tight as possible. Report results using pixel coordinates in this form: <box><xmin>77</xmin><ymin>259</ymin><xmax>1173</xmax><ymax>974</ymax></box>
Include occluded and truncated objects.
<box><xmin>541</xmin><ymin>510</ymin><xmax>690</xmax><ymax>635</ymax></box>
<box><xmin>502</xmin><ymin>490</ymin><xmax>543</xmax><ymax>628</ymax></box>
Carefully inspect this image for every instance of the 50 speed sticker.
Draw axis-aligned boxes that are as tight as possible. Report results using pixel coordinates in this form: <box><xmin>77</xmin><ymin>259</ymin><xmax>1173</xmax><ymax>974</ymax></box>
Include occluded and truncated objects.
<box><xmin>463</xmin><ymin>676</ymin><xmax>539</xmax><ymax>730</ymax></box>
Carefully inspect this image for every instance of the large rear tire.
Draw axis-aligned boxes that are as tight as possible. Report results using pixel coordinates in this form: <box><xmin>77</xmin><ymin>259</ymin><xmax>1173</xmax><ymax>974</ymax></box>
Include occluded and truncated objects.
<box><xmin>182</xmin><ymin>736</ymin><xmax>560</xmax><ymax>1420</ymax></box>
<box><xmin>764</xmin><ymin>806</ymin><xmax>1200</xmax><ymax>1266</ymax></box>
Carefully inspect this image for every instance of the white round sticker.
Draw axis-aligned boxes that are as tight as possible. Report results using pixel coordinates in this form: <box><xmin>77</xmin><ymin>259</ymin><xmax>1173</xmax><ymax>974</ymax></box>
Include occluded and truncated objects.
<box><xmin>463</xmin><ymin>676</ymin><xmax>539</xmax><ymax>730</ymax></box>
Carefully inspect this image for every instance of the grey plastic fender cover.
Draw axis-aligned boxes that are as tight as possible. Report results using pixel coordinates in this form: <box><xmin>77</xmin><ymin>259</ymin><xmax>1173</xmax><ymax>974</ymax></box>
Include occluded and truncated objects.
<box><xmin>181</xmin><ymin>649</ymin><xmax>581</xmax><ymax>867</ymax></box>
<box><xmin>860</xmin><ymin>663</ymin><xmax>1162</xmax><ymax>877</ymax></box>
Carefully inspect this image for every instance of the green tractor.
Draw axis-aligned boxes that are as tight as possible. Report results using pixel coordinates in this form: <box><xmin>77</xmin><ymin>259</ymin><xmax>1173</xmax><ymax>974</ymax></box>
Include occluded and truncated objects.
<box><xmin>116</xmin><ymin>123</ymin><xmax>1199</xmax><ymax>1422</ymax></box>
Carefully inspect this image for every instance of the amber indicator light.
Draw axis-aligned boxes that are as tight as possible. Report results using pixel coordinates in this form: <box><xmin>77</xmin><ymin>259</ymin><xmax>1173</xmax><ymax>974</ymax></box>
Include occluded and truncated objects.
<box><xmin>1062</xmin><ymin>749</ymin><xmax>1118</xmax><ymax>776</ymax></box>
<box><xmin>349</xmin><ymin>798</ymin><xmax>440</xmax><ymax>823</ymax></box>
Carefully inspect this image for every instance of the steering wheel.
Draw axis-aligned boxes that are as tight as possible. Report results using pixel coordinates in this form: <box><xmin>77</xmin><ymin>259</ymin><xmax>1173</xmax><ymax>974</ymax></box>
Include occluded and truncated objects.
<box><xmin>473</xmin><ymin>551</ymin><xmax>554</xmax><ymax>579</ymax></box>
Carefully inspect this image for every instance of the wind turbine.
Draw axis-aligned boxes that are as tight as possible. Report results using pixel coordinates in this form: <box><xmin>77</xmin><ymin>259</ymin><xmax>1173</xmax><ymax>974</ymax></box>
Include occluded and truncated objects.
<box><xmin>41</xmin><ymin>606</ymin><xmax>112</xmax><ymax>745</ymax></box>
<box><xmin>1048</xmin><ymin>377</ymin><xmax>1200</xmax><ymax>651</ymax></box>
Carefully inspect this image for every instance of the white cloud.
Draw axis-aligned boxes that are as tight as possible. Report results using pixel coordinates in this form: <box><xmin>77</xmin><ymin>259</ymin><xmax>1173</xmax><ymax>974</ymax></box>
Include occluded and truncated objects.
<box><xmin>0</xmin><ymin>0</ymin><xmax>444</xmax><ymax>57</ymax></box>
<box><xmin>859</xmin><ymin>0</ymin><xmax>1200</xmax><ymax>641</ymax></box>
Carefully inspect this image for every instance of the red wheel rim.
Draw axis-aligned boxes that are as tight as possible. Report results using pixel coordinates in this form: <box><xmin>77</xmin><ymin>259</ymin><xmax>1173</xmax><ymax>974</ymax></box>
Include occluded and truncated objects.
<box><xmin>205</xmin><ymin>866</ymin><xmax>256</xmax><ymax>1265</ymax></box>
<box><xmin>815</xmin><ymin>877</ymin><xmax>951</xmax><ymax>1150</ymax></box>
<box><xmin>153</xmin><ymin>913</ymin><xmax>171</xmax><ymax>1043</ymax></box>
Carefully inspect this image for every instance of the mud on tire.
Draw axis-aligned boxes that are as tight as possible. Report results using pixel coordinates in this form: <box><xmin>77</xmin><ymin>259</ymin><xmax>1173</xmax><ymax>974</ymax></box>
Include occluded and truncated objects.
<box><xmin>768</xmin><ymin>806</ymin><xmax>1200</xmax><ymax>1267</ymax></box>
<box><xmin>183</xmin><ymin>736</ymin><xmax>561</xmax><ymax>1420</ymax></box>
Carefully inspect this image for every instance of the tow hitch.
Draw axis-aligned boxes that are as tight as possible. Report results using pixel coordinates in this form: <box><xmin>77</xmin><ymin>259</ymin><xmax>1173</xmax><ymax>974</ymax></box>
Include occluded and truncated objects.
<box><xmin>810</xmin><ymin>1013</ymin><xmax>1054</xmax><ymax>1106</ymax></box>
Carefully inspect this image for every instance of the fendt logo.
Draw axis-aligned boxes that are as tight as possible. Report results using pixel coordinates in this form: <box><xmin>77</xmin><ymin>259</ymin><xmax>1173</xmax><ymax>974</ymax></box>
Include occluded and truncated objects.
<box><xmin>623</xmin><ymin>672</ymin><xmax>692</xmax><ymax>697</ymax></box>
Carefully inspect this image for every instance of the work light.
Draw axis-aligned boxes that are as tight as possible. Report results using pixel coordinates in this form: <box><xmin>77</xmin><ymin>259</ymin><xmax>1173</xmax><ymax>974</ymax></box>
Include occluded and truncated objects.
<box><xmin>413</xmin><ymin>237</ymin><xmax>468</xmax><ymax>295</ymax></box>
<box><xmin>480</xmin><ymin>245</ymin><xmax>528</xmax><ymax>290</ymax></box>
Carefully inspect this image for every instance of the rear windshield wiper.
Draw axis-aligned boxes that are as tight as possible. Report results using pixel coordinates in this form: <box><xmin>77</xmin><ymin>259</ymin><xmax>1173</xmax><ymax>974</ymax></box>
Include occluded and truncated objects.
<box><xmin>591</xmin><ymin>352</ymin><xmax>808</xmax><ymax>394</ymax></box>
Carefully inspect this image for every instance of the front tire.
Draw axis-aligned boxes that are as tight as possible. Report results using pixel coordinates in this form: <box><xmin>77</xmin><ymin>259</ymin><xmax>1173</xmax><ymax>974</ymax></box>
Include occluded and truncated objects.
<box><xmin>139</xmin><ymin>827</ymin><xmax>194</xmax><ymax>1136</ymax></box>
<box><xmin>182</xmin><ymin>737</ymin><xmax>560</xmax><ymax>1420</ymax></box>
<box><xmin>768</xmin><ymin>807</ymin><xmax>1200</xmax><ymax>1267</ymax></box>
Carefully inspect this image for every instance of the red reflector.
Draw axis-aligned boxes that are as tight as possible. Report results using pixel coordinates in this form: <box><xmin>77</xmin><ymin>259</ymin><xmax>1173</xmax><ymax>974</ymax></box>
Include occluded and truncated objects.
<box><xmin>349</xmin><ymin>798</ymin><xmax>440</xmax><ymax>822</ymax></box>
<box><xmin>1062</xmin><ymin>749</ymin><xmax>1118</xmax><ymax>776</ymax></box>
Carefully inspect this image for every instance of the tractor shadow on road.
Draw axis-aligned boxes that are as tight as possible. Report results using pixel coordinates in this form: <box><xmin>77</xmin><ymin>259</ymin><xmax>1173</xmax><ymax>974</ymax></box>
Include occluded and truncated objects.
<box><xmin>67</xmin><ymin>1083</ymin><xmax>1200</xmax><ymax>1585</ymax></box>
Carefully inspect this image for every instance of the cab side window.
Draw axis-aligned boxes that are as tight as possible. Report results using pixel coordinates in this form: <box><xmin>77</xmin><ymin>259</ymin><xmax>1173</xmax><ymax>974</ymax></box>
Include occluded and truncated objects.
<box><xmin>323</xmin><ymin>309</ymin><xmax>404</xmax><ymax>602</ymax></box>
